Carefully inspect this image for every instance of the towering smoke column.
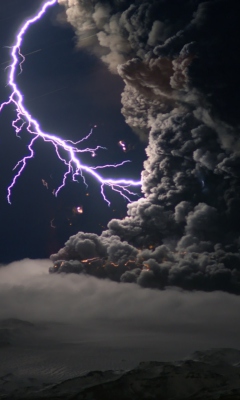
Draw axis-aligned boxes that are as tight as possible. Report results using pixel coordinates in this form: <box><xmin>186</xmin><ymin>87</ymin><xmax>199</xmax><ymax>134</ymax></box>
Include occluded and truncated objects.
<box><xmin>52</xmin><ymin>0</ymin><xmax>240</xmax><ymax>293</ymax></box>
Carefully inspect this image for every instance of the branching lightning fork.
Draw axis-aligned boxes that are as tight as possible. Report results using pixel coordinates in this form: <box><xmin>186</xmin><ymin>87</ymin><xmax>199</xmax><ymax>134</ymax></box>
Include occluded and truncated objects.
<box><xmin>0</xmin><ymin>0</ymin><xmax>141</xmax><ymax>205</ymax></box>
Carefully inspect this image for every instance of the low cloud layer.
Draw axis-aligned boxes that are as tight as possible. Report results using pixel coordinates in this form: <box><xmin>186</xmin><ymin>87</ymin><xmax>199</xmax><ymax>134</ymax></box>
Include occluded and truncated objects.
<box><xmin>55</xmin><ymin>0</ymin><xmax>240</xmax><ymax>294</ymax></box>
<box><xmin>1</xmin><ymin>259</ymin><xmax>240</xmax><ymax>360</ymax></box>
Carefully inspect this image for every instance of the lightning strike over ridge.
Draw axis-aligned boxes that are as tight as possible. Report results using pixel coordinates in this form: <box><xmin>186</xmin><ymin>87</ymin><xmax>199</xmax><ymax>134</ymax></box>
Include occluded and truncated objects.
<box><xmin>0</xmin><ymin>0</ymin><xmax>141</xmax><ymax>205</ymax></box>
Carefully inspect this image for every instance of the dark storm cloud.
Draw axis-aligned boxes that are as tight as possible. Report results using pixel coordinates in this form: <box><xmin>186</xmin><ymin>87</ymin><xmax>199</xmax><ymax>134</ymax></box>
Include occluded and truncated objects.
<box><xmin>1</xmin><ymin>259</ymin><xmax>240</xmax><ymax>359</ymax></box>
<box><xmin>56</xmin><ymin>0</ymin><xmax>240</xmax><ymax>293</ymax></box>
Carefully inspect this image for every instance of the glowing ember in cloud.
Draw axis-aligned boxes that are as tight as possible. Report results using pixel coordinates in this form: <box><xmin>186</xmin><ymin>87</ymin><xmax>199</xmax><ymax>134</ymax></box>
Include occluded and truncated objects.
<box><xmin>73</xmin><ymin>206</ymin><xmax>84</xmax><ymax>214</ymax></box>
<box><xmin>0</xmin><ymin>0</ymin><xmax>141</xmax><ymax>206</ymax></box>
<box><xmin>118</xmin><ymin>140</ymin><xmax>127</xmax><ymax>152</ymax></box>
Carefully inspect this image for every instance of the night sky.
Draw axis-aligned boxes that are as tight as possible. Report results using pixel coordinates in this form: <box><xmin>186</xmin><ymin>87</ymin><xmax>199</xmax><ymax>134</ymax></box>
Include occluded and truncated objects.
<box><xmin>0</xmin><ymin>0</ymin><xmax>145</xmax><ymax>263</ymax></box>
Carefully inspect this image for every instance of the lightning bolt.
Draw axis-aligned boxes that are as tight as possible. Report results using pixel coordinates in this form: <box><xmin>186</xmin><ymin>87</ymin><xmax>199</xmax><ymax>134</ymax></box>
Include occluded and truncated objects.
<box><xmin>0</xmin><ymin>0</ymin><xmax>141</xmax><ymax>206</ymax></box>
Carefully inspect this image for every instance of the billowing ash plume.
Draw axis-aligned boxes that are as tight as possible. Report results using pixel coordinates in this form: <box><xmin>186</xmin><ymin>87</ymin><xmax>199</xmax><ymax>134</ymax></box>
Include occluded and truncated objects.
<box><xmin>52</xmin><ymin>0</ymin><xmax>240</xmax><ymax>293</ymax></box>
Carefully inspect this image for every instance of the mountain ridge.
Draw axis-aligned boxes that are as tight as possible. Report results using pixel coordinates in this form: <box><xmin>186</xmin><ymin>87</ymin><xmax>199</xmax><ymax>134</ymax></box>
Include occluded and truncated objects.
<box><xmin>1</xmin><ymin>348</ymin><xmax>240</xmax><ymax>400</ymax></box>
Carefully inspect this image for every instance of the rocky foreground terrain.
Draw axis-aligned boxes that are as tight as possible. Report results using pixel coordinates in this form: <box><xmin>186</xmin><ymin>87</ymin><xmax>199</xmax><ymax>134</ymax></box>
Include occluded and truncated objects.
<box><xmin>1</xmin><ymin>319</ymin><xmax>240</xmax><ymax>399</ymax></box>
<box><xmin>1</xmin><ymin>344</ymin><xmax>240</xmax><ymax>399</ymax></box>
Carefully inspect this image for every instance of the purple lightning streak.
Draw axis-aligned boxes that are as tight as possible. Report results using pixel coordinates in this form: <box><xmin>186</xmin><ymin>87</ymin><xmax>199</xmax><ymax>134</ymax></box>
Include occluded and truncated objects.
<box><xmin>0</xmin><ymin>0</ymin><xmax>142</xmax><ymax>205</ymax></box>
